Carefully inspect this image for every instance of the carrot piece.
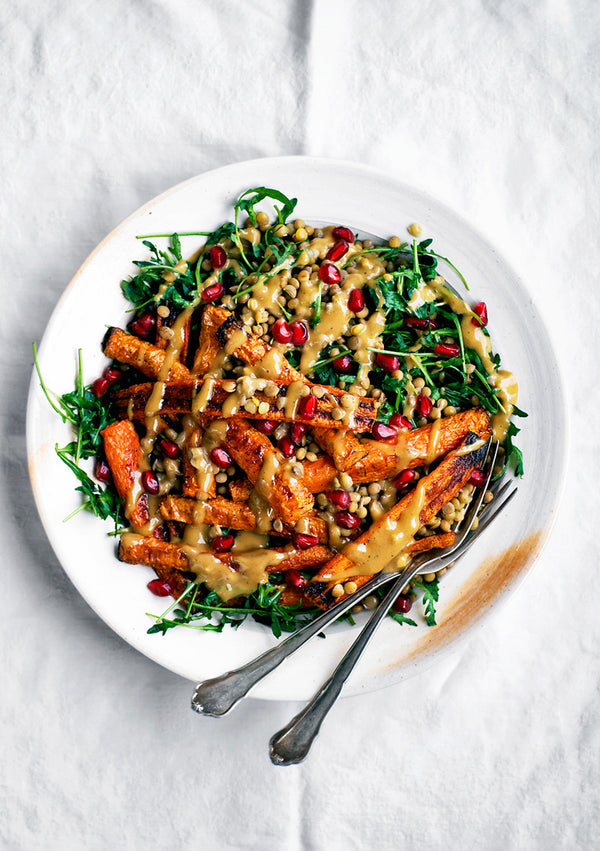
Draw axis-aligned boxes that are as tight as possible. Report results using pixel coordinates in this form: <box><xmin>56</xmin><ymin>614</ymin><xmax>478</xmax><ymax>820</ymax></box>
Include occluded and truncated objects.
<box><xmin>111</xmin><ymin>380</ymin><xmax>378</xmax><ymax>430</ymax></box>
<box><xmin>160</xmin><ymin>495</ymin><xmax>329</xmax><ymax>544</ymax></box>
<box><xmin>229</xmin><ymin>477</ymin><xmax>253</xmax><ymax>501</ymax></box>
<box><xmin>308</xmin><ymin>430</ymin><xmax>490</xmax><ymax>590</ymax></box>
<box><xmin>101</xmin><ymin>420</ymin><xmax>149</xmax><ymax>528</ymax></box>
<box><xmin>103</xmin><ymin>327</ymin><xmax>192</xmax><ymax>381</ymax></box>
<box><xmin>191</xmin><ymin>305</ymin><xmax>228</xmax><ymax>375</ymax></box>
<box><xmin>310</xmin><ymin>427</ymin><xmax>368</xmax><ymax>472</ymax></box>
<box><xmin>221</xmin><ymin>419</ymin><xmax>315</xmax><ymax>527</ymax></box>
<box><xmin>118</xmin><ymin>532</ymin><xmax>332</xmax><ymax>575</ymax></box>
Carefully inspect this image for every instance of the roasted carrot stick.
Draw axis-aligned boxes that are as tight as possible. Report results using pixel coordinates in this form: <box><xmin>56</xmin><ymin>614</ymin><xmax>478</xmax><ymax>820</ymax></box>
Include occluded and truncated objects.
<box><xmin>160</xmin><ymin>495</ymin><xmax>329</xmax><ymax>544</ymax></box>
<box><xmin>111</xmin><ymin>380</ymin><xmax>378</xmax><ymax>431</ymax></box>
<box><xmin>103</xmin><ymin>327</ymin><xmax>192</xmax><ymax>381</ymax></box>
<box><xmin>306</xmin><ymin>430</ymin><xmax>489</xmax><ymax>594</ymax></box>
<box><xmin>101</xmin><ymin>420</ymin><xmax>149</xmax><ymax>528</ymax></box>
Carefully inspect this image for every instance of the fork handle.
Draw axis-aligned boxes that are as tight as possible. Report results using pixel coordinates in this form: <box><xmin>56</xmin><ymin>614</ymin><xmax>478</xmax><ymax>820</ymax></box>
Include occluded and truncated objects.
<box><xmin>191</xmin><ymin>570</ymin><xmax>397</xmax><ymax>716</ymax></box>
<box><xmin>269</xmin><ymin>568</ymin><xmax>415</xmax><ymax>765</ymax></box>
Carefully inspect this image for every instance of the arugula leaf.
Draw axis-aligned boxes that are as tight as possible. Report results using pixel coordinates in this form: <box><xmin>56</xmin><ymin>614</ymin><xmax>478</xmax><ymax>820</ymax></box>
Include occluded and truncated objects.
<box><xmin>412</xmin><ymin>578</ymin><xmax>439</xmax><ymax>626</ymax></box>
<box><xmin>235</xmin><ymin>187</ymin><xmax>297</xmax><ymax>226</ymax></box>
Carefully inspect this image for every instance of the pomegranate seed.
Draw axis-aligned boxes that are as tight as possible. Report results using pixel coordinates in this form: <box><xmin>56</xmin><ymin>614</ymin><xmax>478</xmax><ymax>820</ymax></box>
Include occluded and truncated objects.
<box><xmin>416</xmin><ymin>394</ymin><xmax>433</xmax><ymax>417</ymax></box>
<box><xmin>209</xmin><ymin>245</ymin><xmax>227</xmax><ymax>269</ymax></box>
<box><xmin>434</xmin><ymin>343</ymin><xmax>461</xmax><ymax>358</ymax></box>
<box><xmin>333</xmin><ymin>355</ymin><xmax>354</xmax><ymax>373</ymax></box>
<box><xmin>91</xmin><ymin>377</ymin><xmax>110</xmax><ymax>397</ymax></box>
<box><xmin>152</xmin><ymin>525</ymin><xmax>168</xmax><ymax>541</ymax></box>
<box><xmin>286</xmin><ymin>569</ymin><xmax>307</xmax><ymax>590</ymax></box>
<box><xmin>278</xmin><ymin>436</ymin><xmax>295</xmax><ymax>458</ymax></box>
<box><xmin>293</xmin><ymin>533</ymin><xmax>319</xmax><ymax>550</ymax></box>
<box><xmin>332</xmin><ymin>226</ymin><xmax>355</xmax><ymax>243</ymax></box>
<box><xmin>389</xmin><ymin>413</ymin><xmax>412</xmax><ymax>430</ymax></box>
<box><xmin>211</xmin><ymin>534</ymin><xmax>234</xmax><ymax>553</ymax></box>
<box><xmin>103</xmin><ymin>366</ymin><xmax>121</xmax><ymax>384</ymax></box>
<box><xmin>289</xmin><ymin>423</ymin><xmax>306</xmax><ymax>445</ymax></box>
<box><xmin>298</xmin><ymin>394</ymin><xmax>317</xmax><ymax>419</ymax></box>
<box><xmin>336</xmin><ymin>511</ymin><xmax>361</xmax><ymax>530</ymax></box>
<box><xmin>326</xmin><ymin>240</ymin><xmax>349</xmax><ymax>262</ymax></box>
<box><xmin>131</xmin><ymin>312</ymin><xmax>155</xmax><ymax>337</ymax></box>
<box><xmin>160</xmin><ymin>438</ymin><xmax>180</xmax><ymax>458</ymax></box>
<box><xmin>372</xmin><ymin>421</ymin><xmax>398</xmax><ymax>441</ymax></box>
<box><xmin>290</xmin><ymin>320</ymin><xmax>309</xmax><ymax>345</ymax></box>
<box><xmin>326</xmin><ymin>490</ymin><xmax>350</xmax><ymax>509</ymax></box>
<box><xmin>472</xmin><ymin>301</ymin><xmax>488</xmax><ymax>327</ymax></box>
<box><xmin>272</xmin><ymin>318</ymin><xmax>293</xmax><ymax>343</ymax></box>
<box><xmin>392</xmin><ymin>594</ymin><xmax>413</xmax><ymax>614</ymax></box>
<box><xmin>255</xmin><ymin>419</ymin><xmax>277</xmax><ymax>436</ymax></box>
<box><xmin>141</xmin><ymin>470</ymin><xmax>160</xmax><ymax>495</ymax></box>
<box><xmin>94</xmin><ymin>458</ymin><xmax>110</xmax><ymax>482</ymax></box>
<box><xmin>348</xmin><ymin>288</ymin><xmax>364</xmax><ymax>312</ymax></box>
<box><xmin>318</xmin><ymin>262</ymin><xmax>341</xmax><ymax>285</ymax></box>
<box><xmin>392</xmin><ymin>468</ymin><xmax>417</xmax><ymax>489</ymax></box>
<box><xmin>210</xmin><ymin>447</ymin><xmax>232</xmax><ymax>468</ymax></box>
<box><xmin>147</xmin><ymin>578</ymin><xmax>172</xmax><ymax>597</ymax></box>
<box><xmin>405</xmin><ymin>316</ymin><xmax>438</xmax><ymax>330</ymax></box>
<box><xmin>469</xmin><ymin>469</ymin><xmax>486</xmax><ymax>487</ymax></box>
<box><xmin>375</xmin><ymin>353</ymin><xmax>400</xmax><ymax>372</ymax></box>
<box><xmin>201</xmin><ymin>282</ymin><xmax>224</xmax><ymax>302</ymax></box>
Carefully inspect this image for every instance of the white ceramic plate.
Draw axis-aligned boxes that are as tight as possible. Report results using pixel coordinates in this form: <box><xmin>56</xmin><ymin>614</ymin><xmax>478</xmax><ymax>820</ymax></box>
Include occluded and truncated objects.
<box><xmin>27</xmin><ymin>156</ymin><xmax>567</xmax><ymax>700</ymax></box>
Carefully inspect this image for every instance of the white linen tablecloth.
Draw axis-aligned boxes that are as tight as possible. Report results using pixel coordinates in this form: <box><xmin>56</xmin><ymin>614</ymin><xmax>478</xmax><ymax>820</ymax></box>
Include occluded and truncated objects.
<box><xmin>1</xmin><ymin>1</ymin><xmax>598</xmax><ymax>848</ymax></box>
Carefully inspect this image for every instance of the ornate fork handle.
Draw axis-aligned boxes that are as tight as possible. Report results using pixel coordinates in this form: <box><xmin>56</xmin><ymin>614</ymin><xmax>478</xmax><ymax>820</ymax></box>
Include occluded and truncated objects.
<box><xmin>191</xmin><ymin>570</ymin><xmax>399</xmax><ymax>716</ymax></box>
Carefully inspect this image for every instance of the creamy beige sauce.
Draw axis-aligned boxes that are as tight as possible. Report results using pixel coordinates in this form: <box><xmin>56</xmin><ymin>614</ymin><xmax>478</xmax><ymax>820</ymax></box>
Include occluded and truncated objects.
<box><xmin>329</xmin><ymin>478</ymin><xmax>429</xmax><ymax>582</ymax></box>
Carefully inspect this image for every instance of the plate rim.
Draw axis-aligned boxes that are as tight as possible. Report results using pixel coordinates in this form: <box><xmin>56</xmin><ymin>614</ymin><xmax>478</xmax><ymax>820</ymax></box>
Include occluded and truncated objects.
<box><xmin>26</xmin><ymin>154</ymin><xmax>570</xmax><ymax>698</ymax></box>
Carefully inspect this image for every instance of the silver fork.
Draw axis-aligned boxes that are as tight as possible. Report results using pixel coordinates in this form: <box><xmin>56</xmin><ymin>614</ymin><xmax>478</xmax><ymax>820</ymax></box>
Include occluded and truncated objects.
<box><xmin>192</xmin><ymin>442</ymin><xmax>505</xmax><ymax>717</ymax></box>
<box><xmin>269</xmin><ymin>473</ymin><xmax>517</xmax><ymax>764</ymax></box>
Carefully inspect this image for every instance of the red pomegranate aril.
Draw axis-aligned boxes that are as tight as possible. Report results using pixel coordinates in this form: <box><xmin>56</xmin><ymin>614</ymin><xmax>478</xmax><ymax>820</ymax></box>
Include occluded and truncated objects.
<box><xmin>392</xmin><ymin>594</ymin><xmax>413</xmax><ymax>614</ymax></box>
<box><xmin>103</xmin><ymin>366</ymin><xmax>121</xmax><ymax>384</ymax></box>
<box><xmin>372</xmin><ymin>421</ymin><xmax>398</xmax><ymax>441</ymax></box>
<box><xmin>326</xmin><ymin>490</ymin><xmax>351</xmax><ymax>509</ymax></box>
<box><xmin>348</xmin><ymin>288</ymin><xmax>364</xmax><ymax>312</ymax></box>
<box><xmin>472</xmin><ymin>301</ymin><xmax>488</xmax><ymax>327</ymax></box>
<box><xmin>141</xmin><ymin>470</ymin><xmax>160</xmax><ymax>495</ymax></box>
<box><xmin>94</xmin><ymin>458</ymin><xmax>110</xmax><ymax>482</ymax></box>
<box><xmin>152</xmin><ymin>525</ymin><xmax>168</xmax><ymax>541</ymax></box>
<box><xmin>333</xmin><ymin>354</ymin><xmax>353</xmax><ymax>374</ymax></box>
<box><xmin>326</xmin><ymin>240</ymin><xmax>349</xmax><ymax>262</ymax></box>
<box><xmin>293</xmin><ymin>533</ymin><xmax>319</xmax><ymax>550</ymax></box>
<box><xmin>160</xmin><ymin>438</ymin><xmax>180</xmax><ymax>458</ymax></box>
<box><xmin>286</xmin><ymin>569</ymin><xmax>307</xmax><ymax>590</ymax></box>
<box><xmin>318</xmin><ymin>262</ymin><xmax>341</xmax><ymax>285</ymax></box>
<box><xmin>211</xmin><ymin>534</ymin><xmax>234</xmax><ymax>553</ymax></box>
<box><xmin>201</xmin><ymin>282</ymin><xmax>224</xmax><ymax>302</ymax></box>
<box><xmin>298</xmin><ymin>394</ymin><xmax>317</xmax><ymax>419</ymax></box>
<box><xmin>289</xmin><ymin>423</ymin><xmax>307</xmax><ymax>445</ymax></box>
<box><xmin>416</xmin><ymin>394</ymin><xmax>433</xmax><ymax>418</ymax></box>
<box><xmin>209</xmin><ymin>244</ymin><xmax>227</xmax><ymax>269</ymax></box>
<box><xmin>147</xmin><ymin>578</ymin><xmax>172</xmax><ymax>597</ymax></box>
<box><xmin>405</xmin><ymin>316</ymin><xmax>438</xmax><ymax>331</ymax></box>
<box><xmin>375</xmin><ymin>353</ymin><xmax>400</xmax><ymax>372</ymax></box>
<box><xmin>393</xmin><ymin>468</ymin><xmax>417</xmax><ymax>489</ymax></box>
<box><xmin>336</xmin><ymin>511</ymin><xmax>361</xmax><ymax>530</ymax></box>
<box><xmin>210</xmin><ymin>447</ymin><xmax>233</xmax><ymax>468</ymax></box>
<box><xmin>434</xmin><ymin>343</ymin><xmax>461</xmax><ymax>358</ymax></box>
<box><xmin>332</xmin><ymin>226</ymin><xmax>355</xmax><ymax>243</ymax></box>
<box><xmin>255</xmin><ymin>419</ymin><xmax>277</xmax><ymax>436</ymax></box>
<box><xmin>469</xmin><ymin>469</ymin><xmax>486</xmax><ymax>487</ymax></box>
<box><xmin>278</xmin><ymin>436</ymin><xmax>295</xmax><ymax>458</ymax></box>
<box><xmin>91</xmin><ymin>377</ymin><xmax>110</xmax><ymax>397</ymax></box>
<box><xmin>389</xmin><ymin>413</ymin><xmax>412</xmax><ymax>430</ymax></box>
<box><xmin>290</xmin><ymin>320</ymin><xmax>309</xmax><ymax>345</ymax></box>
<box><xmin>131</xmin><ymin>312</ymin><xmax>155</xmax><ymax>337</ymax></box>
<box><xmin>272</xmin><ymin>318</ymin><xmax>293</xmax><ymax>343</ymax></box>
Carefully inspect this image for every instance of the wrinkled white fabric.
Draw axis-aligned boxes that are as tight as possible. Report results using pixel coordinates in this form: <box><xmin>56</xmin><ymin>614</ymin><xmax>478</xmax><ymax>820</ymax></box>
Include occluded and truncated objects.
<box><xmin>1</xmin><ymin>1</ymin><xmax>598</xmax><ymax>849</ymax></box>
